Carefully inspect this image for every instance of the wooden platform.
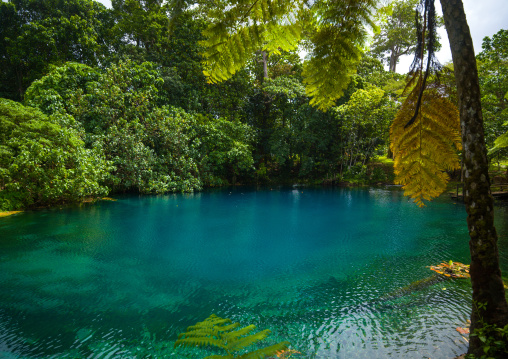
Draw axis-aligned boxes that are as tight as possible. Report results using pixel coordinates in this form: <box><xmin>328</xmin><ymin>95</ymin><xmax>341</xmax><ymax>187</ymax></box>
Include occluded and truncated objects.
<box><xmin>451</xmin><ymin>191</ymin><xmax>508</xmax><ymax>200</ymax></box>
<box><xmin>450</xmin><ymin>182</ymin><xmax>508</xmax><ymax>201</ymax></box>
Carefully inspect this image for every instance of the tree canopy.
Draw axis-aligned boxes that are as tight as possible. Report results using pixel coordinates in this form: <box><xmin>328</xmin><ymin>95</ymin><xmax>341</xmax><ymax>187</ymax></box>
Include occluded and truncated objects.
<box><xmin>0</xmin><ymin>98</ymin><xmax>109</xmax><ymax>210</ymax></box>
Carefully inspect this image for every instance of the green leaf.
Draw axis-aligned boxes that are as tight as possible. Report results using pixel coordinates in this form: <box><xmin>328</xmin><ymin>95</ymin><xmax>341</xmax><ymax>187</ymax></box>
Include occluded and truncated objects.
<box><xmin>239</xmin><ymin>341</ymin><xmax>290</xmax><ymax>359</ymax></box>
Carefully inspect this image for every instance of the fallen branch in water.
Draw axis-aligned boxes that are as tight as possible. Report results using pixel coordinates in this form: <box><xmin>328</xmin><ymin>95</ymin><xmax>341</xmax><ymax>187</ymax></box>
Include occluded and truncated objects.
<box><xmin>429</xmin><ymin>260</ymin><xmax>470</xmax><ymax>279</ymax></box>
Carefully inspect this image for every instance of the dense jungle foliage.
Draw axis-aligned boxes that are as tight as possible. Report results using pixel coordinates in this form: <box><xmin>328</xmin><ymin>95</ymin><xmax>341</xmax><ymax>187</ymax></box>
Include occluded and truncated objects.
<box><xmin>0</xmin><ymin>0</ymin><xmax>506</xmax><ymax>211</ymax></box>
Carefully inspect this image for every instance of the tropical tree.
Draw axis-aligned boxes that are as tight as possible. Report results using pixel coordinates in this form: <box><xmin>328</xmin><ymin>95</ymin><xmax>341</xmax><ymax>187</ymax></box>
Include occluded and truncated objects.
<box><xmin>477</xmin><ymin>29</ymin><xmax>508</xmax><ymax>154</ymax></box>
<box><xmin>111</xmin><ymin>0</ymin><xmax>171</xmax><ymax>53</ymax></box>
<box><xmin>338</xmin><ymin>86</ymin><xmax>396</xmax><ymax>168</ymax></box>
<box><xmin>356</xmin><ymin>55</ymin><xmax>406</xmax><ymax>92</ymax></box>
<box><xmin>191</xmin><ymin>115</ymin><xmax>255</xmax><ymax>186</ymax></box>
<box><xmin>0</xmin><ymin>0</ymin><xmax>111</xmax><ymax>101</ymax></box>
<box><xmin>24</xmin><ymin>61</ymin><xmax>255</xmax><ymax>192</ymax></box>
<box><xmin>0</xmin><ymin>98</ymin><xmax>109</xmax><ymax>210</ymax></box>
<box><xmin>369</xmin><ymin>0</ymin><xmax>443</xmax><ymax>73</ymax></box>
<box><xmin>24</xmin><ymin>61</ymin><xmax>202</xmax><ymax>193</ymax></box>
<box><xmin>370</xmin><ymin>0</ymin><xmax>420</xmax><ymax>72</ymax></box>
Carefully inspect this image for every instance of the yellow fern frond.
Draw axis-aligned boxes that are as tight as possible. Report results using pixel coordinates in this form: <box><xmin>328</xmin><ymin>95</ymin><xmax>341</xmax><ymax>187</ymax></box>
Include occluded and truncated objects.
<box><xmin>390</xmin><ymin>78</ymin><xmax>461</xmax><ymax>207</ymax></box>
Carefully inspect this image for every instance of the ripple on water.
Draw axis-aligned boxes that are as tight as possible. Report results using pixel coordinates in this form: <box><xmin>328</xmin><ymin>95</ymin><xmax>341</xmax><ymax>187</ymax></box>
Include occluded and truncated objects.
<box><xmin>0</xmin><ymin>188</ymin><xmax>500</xmax><ymax>358</ymax></box>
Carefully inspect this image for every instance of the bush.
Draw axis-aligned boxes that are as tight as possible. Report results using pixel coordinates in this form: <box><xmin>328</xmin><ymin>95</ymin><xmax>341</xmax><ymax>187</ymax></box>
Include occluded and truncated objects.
<box><xmin>24</xmin><ymin>62</ymin><xmax>255</xmax><ymax>193</ymax></box>
<box><xmin>0</xmin><ymin>99</ymin><xmax>109</xmax><ymax>210</ymax></box>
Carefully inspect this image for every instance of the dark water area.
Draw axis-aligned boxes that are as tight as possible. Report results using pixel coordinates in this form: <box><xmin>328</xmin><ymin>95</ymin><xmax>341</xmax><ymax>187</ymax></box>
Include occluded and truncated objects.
<box><xmin>1</xmin><ymin>187</ymin><xmax>507</xmax><ymax>358</ymax></box>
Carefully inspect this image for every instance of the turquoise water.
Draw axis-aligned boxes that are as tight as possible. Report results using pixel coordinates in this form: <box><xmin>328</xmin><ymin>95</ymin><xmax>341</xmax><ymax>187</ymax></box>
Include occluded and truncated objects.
<box><xmin>1</xmin><ymin>187</ymin><xmax>507</xmax><ymax>358</ymax></box>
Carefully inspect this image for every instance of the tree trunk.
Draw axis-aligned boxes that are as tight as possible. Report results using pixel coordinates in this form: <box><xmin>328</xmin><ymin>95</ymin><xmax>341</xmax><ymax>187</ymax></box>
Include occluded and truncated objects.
<box><xmin>15</xmin><ymin>66</ymin><xmax>24</xmax><ymax>101</ymax></box>
<box><xmin>439</xmin><ymin>0</ymin><xmax>508</xmax><ymax>356</ymax></box>
<box><xmin>389</xmin><ymin>49</ymin><xmax>397</xmax><ymax>73</ymax></box>
<box><xmin>262</xmin><ymin>51</ymin><xmax>269</xmax><ymax>79</ymax></box>
<box><xmin>387</xmin><ymin>146</ymin><xmax>393</xmax><ymax>159</ymax></box>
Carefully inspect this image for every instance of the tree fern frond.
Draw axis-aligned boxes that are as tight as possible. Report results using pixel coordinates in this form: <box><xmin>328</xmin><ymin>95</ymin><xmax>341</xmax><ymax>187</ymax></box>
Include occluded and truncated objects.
<box><xmin>222</xmin><ymin>324</ymin><xmax>256</xmax><ymax>341</ymax></box>
<box><xmin>200</xmin><ymin>0</ymin><xmax>376</xmax><ymax>109</ymax></box>
<box><xmin>174</xmin><ymin>336</ymin><xmax>228</xmax><ymax>350</ymax></box>
<box><xmin>302</xmin><ymin>25</ymin><xmax>363</xmax><ymax>110</ymax></box>
<box><xmin>202</xmin><ymin>23</ymin><xmax>266</xmax><ymax>83</ymax></box>
<box><xmin>391</xmin><ymin>77</ymin><xmax>461</xmax><ymax>207</ymax></box>
<box><xmin>226</xmin><ymin>329</ymin><xmax>271</xmax><ymax>352</ymax></box>
<box><xmin>489</xmin><ymin>131</ymin><xmax>508</xmax><ymax>154</ymax></box>
<box><xmin>263</xmin><ymin>23</ymin><xmax>302</xmax><ymax>55</ymax></box>
<box><xmin>302</xmin><ymin>0</ymin><xmax>376</xmax><ymax>110</ymax></box>
<box><xmin>175</xmin><ymin>314</ymin><xmax>289</xmax><ymax>358</ymax></box>
<box><xmin>200</xmin><ymin>0</ymin><xmax>305</xmax><ymax>84</ymax></box>
<box><xmin>239</xmin><ymin>341</ymin><xmax>291</xmax><ymax>359</ymax></box>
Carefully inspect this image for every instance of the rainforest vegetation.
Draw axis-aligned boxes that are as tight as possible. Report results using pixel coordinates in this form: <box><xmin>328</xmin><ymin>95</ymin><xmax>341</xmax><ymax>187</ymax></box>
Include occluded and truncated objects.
<box><xmin>1</xmin><ymin>1</ymin><xmax>508</xmax><ymax>356</ymax></box>
<box><xmin>0</xmin><ymin>0</ymin><xmax>505</xmax><ymax>212</ymax></box>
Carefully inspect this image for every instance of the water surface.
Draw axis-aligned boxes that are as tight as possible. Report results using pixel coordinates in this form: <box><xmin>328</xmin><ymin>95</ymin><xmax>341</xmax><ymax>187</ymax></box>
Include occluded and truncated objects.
<box><xmin>1</xmin><ymin>187</ymin><xmax>507</xmax><ymax>358</ymax></box>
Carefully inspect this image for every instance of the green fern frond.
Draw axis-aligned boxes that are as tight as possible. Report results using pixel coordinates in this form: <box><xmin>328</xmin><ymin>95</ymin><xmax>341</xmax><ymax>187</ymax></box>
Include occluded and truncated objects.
<box><xmin>222</xmin><ymin>324</ymin><xmax>256</xmax><ymax>341</ymax></box>
<box><xmin>390</xmin><ymin>77</ymin><xmax>461</xmax><ymax>207</ymax></box>
<box><xmin>263</xmin><ymin>23</ymin><xmax>302</xmax><ymax>55</ymax></box>
<box><xmin>175</xmin><ymin>314</ymin><xmax>291</xmax><ymax>358</ymax></box>
<box><xmin>226</xmin><ymin>329</ymin><xmax>271</xmax><ymax>352</ymax></box>
<box><xmin>200</xmin><ymin>0</ymin><xmax>376</xmax><ymax>110</ymax></box>
<box><xmin>303</xmin><ymin>24</ymin><xmax>364</xmax><ymax>110</ymax></box>
<box><xmin>302</xmin><ymin>0</ymin><xmax>376</xmax><ymax>110</ymax></box>
<box><xmin>489</xmin><ymin>131</ymin><xmax>508</xmax><ymax>154</ymax></box>
<box><xmin>239</xmin><ymin>341</ymin><xmax>291</xmax><ymax>359</ymax></box>
<box><xmin>175</xmin><ymin>336</ymin><xmax>228</xmax><ymax>350</ymax></box>
<box><xmin>184</xmin><ymin>314</ymin><xmax>233</xmax><ymax>332</ymax></box>
<box><xmin>200</xmin><ymin>0</ymin><xmax>304</xmax><ymax>84</ymax></box>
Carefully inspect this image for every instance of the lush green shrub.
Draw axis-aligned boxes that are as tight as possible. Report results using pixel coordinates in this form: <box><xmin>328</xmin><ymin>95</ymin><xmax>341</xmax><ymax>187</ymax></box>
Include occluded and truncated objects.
<box><xmin>370</xmin><ymin>167</ymin><xmax>388</xmax><ymax>183</ymax></box>
<box><xmin>192</xmin><ymin>114</ymin><xmax>255</xmax><ymax>185</ymax></box>
<box><xmin>24</xmin><ymin>62</ymin><xmax>254</xmax><ymax>193</ymax></box>
<box><xmin>0</xmin><ymin>98</ymin><xmax>109</xmax><ymax>210</ymax></box>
